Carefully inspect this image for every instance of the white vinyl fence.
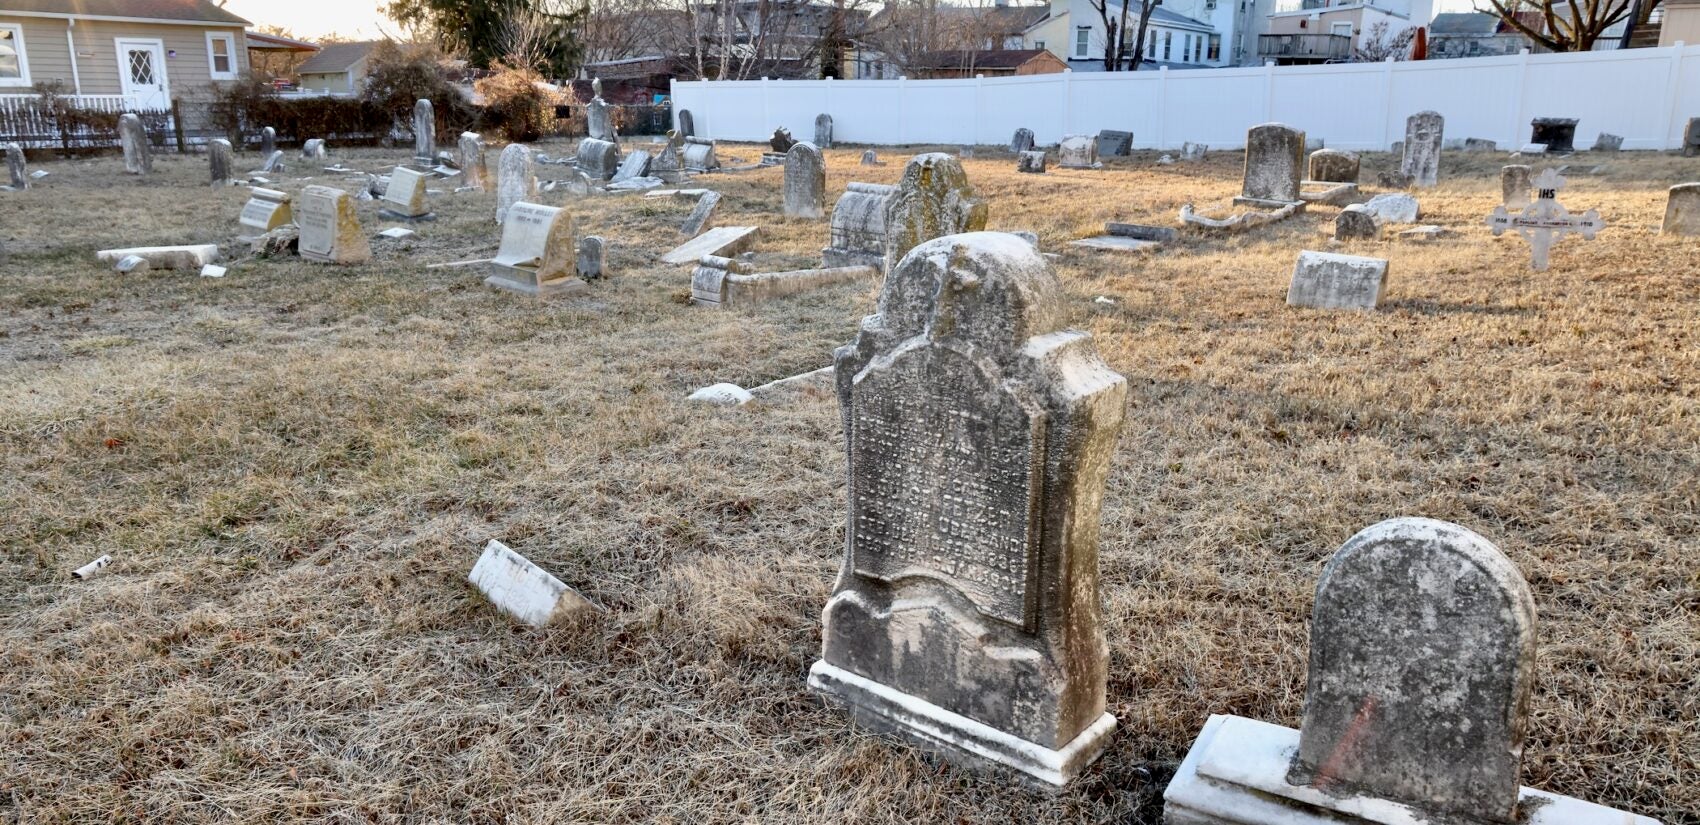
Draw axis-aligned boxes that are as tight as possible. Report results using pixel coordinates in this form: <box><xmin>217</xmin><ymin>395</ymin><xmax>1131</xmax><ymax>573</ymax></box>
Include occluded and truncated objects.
<box><xmin>670</xmin><ymin>43</ymin><xmax>1700</xmax><ymax>152</ymax></box>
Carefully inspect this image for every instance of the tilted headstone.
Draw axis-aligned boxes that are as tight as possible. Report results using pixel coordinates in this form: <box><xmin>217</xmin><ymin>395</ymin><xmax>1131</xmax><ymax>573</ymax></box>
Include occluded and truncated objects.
<box><xmin>119</xmin><ymin>113</ymin><xmax>152</xmax><ymax>175</ymax></box>
<box><xmin>784</xmin><ymin>142</ymin><xmax>826</xmax><ymax>219</ymax></box>
<box><xmin>1592</xmin><ymin>132</ymin><xmax>1623</xmax><ymax>152</ymax></box>
<box><xmin>1307</xmin><ymin>149</ymin><xmax>1358</xmax><ymax>183</ymax></box>
<box><xmin>239</xmin><ymin>187</ymin><xmax>293</xmax><ymax>234</ymax></box>
<box><xmin>681</xmin><ymin>136</ymin><xmax>719</xmax><ymax>171</ymax></box>
<box><xmin>1017</xmin><ymin>150</ymin><xmax>1046</xmax><ymax>174</ymax></box>
<box><xmin>468</xmin><ymin>540</ymin><xmax>595</xmax><ymax>627</ymax></box>
<box><xmin>302</xmin><ymin>138</ymin><xmax>327</xmax><ymax>159</ymax></box>
<box><xmin>1333</xmin><ymin>204</ymin><xmax>1378</xmax><ymax>241</ymax></box>
<box><xmin>577</xmin><ymin>235</ymin><xmax>605</xmax><ymax>279</ymax></box>
<box><xmin>808</xmin><ymin>230</ymin><xmax>1128</xmax><ymax>787</ymax></box>
<box><xmin>1239</xmin><ymin>123</ymin><xmax>1305</xmax><ymax>205</ymax></box>
<box><xmin>587</xmin><ymin>77</ymin><xmax>616</xmax><ymax>142</ymax></box>
<box><xmin>1465</xmin><ymin>137</ymin><xmax>1498</xmax><ymax>152</ymax></box>
<box><xmin>689</xmin><ymin>254</ymin><xmax>751</xmax><ymax>307</ymax></box>
<box><xmin>458</xmin><ymin>132</ymin><xmax>487</xmax><ymax>190</ymax></box>
<box><xmin>652</xmin><ymin>130</ymin><xmax>684</xmax><ymax>180</ymax></box>
<box><xmin>1661</xmin><ymin>182</ymin><xmax>1700</xmax><ymax>236</ymax></box>
<box><xmin>1181</xmin><ymin>142</ymin><xmax>1208</xmax><ymax>161</ymax></box>
<box><xmin>258</xmin><ymin>149</ymin><xmax>285</xmax><ymax>173</ymax></box>
<box><xmin>413</xmin><ymin>98</ymin><xmax>436</xmax><ymax>162</ymax></box>
<box><xmin>815</xmin><ymin>113</ymin><xmax>834</xmax><ymax>149</ymax></box>
<box><xmin>1685</xmin><ymin>117</ymin><xmax>1700</xmax><ymax>157</ymax></box>
<box><xmin>1486</xmin><ymin>168</ymin><xmax>1604</xmax><ymax>271</ymax></box>
<box><xmin>1057</xmin><ymin>135</ymin><xmax>1100</xmax><ymax>169</ymax></box>
<box><xmin>822</xmin><ymin>182</ymin><xmax>895</xmax><ymax>269</ymax></box>
<box><xmin>882</xmin><ymin>153</ymin><xmax>988</xmax><ymax>272</ymax></box>
<box><xmin>577</xmin><ymin>137</ymin><xmax>621</xmax><ymax>181</ymax></box>
<box><xmin>497</xmin><ymin>143</ymin><xmax>538</xmax><ymax>225</ymax></box>
<box><xmin>1501</xmin><ymin>164</ymin><xmax>1533</xmax><ymax>209</ymax></box>
<box><xmin>1010</xmin><ymin>128</ymin><xmax>1035</xmax><ymax>154</ymax></box>
<box><xmin>770</xmin><ymin>127</ymin><xmax>797</xmax><ymax>154</ymax></box>
<box><xmin>660</xmin><ymin>225</ymin><xmax>759</xmax><ymax>264</ymax></box>
<box><xmin>298</xmin><ymin>185</ymin><xmax>371</xmax><ymax>265</ymax></box>
<box><xmin>1529</xmin><ymin>117</ymin><xmax>1577</xmax><ymax>153</ymax></box>
<box><xmin>209</xmin><ymin>138</ymin><xmax>234</xmax><ymax>186</ymax></box>
<box><xmin>682</xmin><ymin>191</ymin><xmax>721</xmax><ymax>236</ymax></box>
<box><xmin>677</xmin><ymin>108</ymin><xmax>695</xmax><ymax>138</ymax></box>
<box><xmin>1400</xmin><ymin>111</ymin><xmax>1443</xmax><ymax>188</ymax></box>
<box><xmin>1363</xmin><ymin>192</ymin><xmax>1419</xmax><ymax>224</ymax></box>
<box><xmin>1096</xmin><ymin>129</ymin><xmax>1133</xmax><ymax>157</ymax></box>
<box><xmin>1287</xmin><ymin>250</ymin><xmax>1387</xmax><ymax>310</ymax></box>
<box><xmin>380</xmin><ymin>166</ymin><xmax>431</xmax><ymax>219</ymax></box>
<box><xmin>611</xmin><ymin>149</ymin><xmax>652</xmax><ymax>184</ymax></box>
<box><xmin>6</xmin><ymin>142</ymin><xmax>26</xmax><ymax>190</ymax></box>
<box><xmin>259</xmin><ymin>126</ymin><xmax>276</xmax><ymax>156</ymax></box>
<box><xmin>486</xmin><ymin>201</ymin><xmax>585</xmax><ymax>297</ymax></box>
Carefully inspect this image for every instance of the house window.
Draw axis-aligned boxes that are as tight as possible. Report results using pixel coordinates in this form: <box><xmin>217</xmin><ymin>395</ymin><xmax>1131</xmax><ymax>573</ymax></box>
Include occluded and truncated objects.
<box><xmin>1162</xmin><ymin>31</ymin><xmax>1172</xmax><ymax>60</ymax></box>
<box><xmin>0</xmin><ymin>24</ymin><xmax>30</xmax><ymax>87</ymax></box>
<box><xmin>1180</xmin><ymin>34</ymin><xmax>1190</xmax><ymax>62</ymax></box>
<box><xmin>1331</xmin><ymin>22</ymin><xmax>1353</xmax><ymax>38</ymax></box>
<box><xmin>1208</xmin><ymin>35</ymin><xmax>1221</xmax><ymax>61</ymax></box>
<box><xmin>1206</xmin><ymin>0</ymin><xmax>1216</xmax><ymax>8</ymax></box>
<box><xmin>1148</xmin><ymin>30</ymin><xmax>1157</xmax><ymax>59</ymax></box>
<box><xmin>1075</xmin><ymin>27</ymin><xmax>1092</xmax><ymax>59</ymax></box>
<box><xmin>206</xmin><ymin>32</ymin><xmax>237</xmax><ymax>79</ymax></box>
<box><xmin>1194</xmin><ymin>34</ymin><xmax>1203</xmax><ymax>61</ymax></box>
<box><xmin>1035</xmin><ymin>40</ymin><xmax>1046</xmax><ymax>50</ymax></box>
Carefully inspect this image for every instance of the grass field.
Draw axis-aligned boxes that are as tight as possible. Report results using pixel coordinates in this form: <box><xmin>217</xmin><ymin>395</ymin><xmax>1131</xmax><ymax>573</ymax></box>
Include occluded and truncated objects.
<box><xmin>1</xmin><ymin>139</ymin><xmax>1695</xmax><ymax>824</ymax></box>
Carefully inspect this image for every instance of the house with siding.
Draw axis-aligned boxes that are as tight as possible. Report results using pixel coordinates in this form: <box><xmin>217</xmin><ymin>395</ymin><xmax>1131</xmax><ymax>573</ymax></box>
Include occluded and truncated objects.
<box><xmin>294</xmin><ymin>41</ymin><xmax>380</xmax><ymax>96</ymax></box>
<box><xmin>0</xmin><ymin>0</ymin><xmax>251</xmax><ymax>130</ymax></box>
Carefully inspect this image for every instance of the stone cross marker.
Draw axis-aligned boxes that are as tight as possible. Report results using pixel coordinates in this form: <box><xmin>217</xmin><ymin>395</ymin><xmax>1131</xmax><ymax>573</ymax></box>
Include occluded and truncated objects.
<box><xmin>298</xmin><ymin>185</ymin><xmax>371</xmax><ymax>265</ymax></box>
<box><xmin>1501</xmin><ymin>164</ymin><xmax>1532</xmax><ymax>209</ymax></box>
<box><xmin>808</xmin><ymin>230</ymin><xmax>1127</xmax><ymax>787</ymax></box>
<box><xmin>1485</xmin><ymin>168</ymin><xmax>1604</xmax><ymax>271</ymax></box>
<box><xmin>119</xmin><ymin>113</ymin><xmax>151</xmax><ymax>175</ymax></box>
<box><xmin>6</xmin><ymin>142</ymin><xmax>26</xmax><ymax>190</ymax></box>
<box><xmin>413</xmin><ymin>98</ymin><xmax>435</xmax><ymax>163</ymax></box>
<box><xmin>1239</xmin><ymin>123</ymin><xmax>1305</xmax><ymax>206</ymax></box>
<box><xmin>783</xmin><ymin>142</ymin><xmax>826</xmax><ymax>218</ymax></box>
<box><xmin>209</xmin><ymin>138</ymin><xmax>234</xmax><ymax>186</ymax></box>
<box><xmin>496</xmin><ymin>143</ymin><xmax>538</xmax><ymax>225</ymax></box>
<box><xmin>1400</xmin><ymin>111</ymin><xmax>1443</xmax><ymax>188</ymax></box>
<box><xmin>458</xmin><ymin>132</ymin><xmax>487</xmax><ymax>191</ymax></box>
<box><xmin>260</xmin><ymin>125</ymin><xmax>276</xmax><ymax>156</ymax></box>
<box><xmin>882</xmin><ymin>153</ymin><xmax>988</xmax><ymax>272</ymax></box>
<box><xmin>815</xmin><ymin>113</ymin><xmax>834</xmax><ymax>149</ymax></box>
<box><xmin>1289</xmin><ymin>517</ymin><xmax>1536</xmax><ymax>823</ymax></box>
<box><xmin>822</xmin><ymin>182</ymin><xmax>895</xmax><ymax>269</ymax></box>
<box><xmin>381</xmin><ymin>166</ymin><xmax>431</xmax><ymax>219</ymax></box>
<box><xmin>486</xmin><ymin>201</ymin><xmax>584</xmax><ymax>297</ymax></box>
<box><xmin>239</xmin><ymin>187</ymin><xmax>293</xmax><ymax>234</ymax></box>
<box><xmin>1010</xmin><ymin>128</ymin><xmax>1035</xmax><ymax>154</ymax></box>
<box><xmin>1662</xmin><ymin>182</ymin><xmax>1700</xmax><ymax>236</ymax></box>
<box><xmin>587</xmin><ymin>77</ymin><xmax>616</xmax><ymax>142</ymax></box>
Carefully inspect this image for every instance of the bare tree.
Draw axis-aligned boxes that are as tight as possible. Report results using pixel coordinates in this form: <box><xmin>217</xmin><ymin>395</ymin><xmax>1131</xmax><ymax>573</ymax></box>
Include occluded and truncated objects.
<box><xmin>1086</xmin><ymin>0</ymin><xmax>1158</xmax><ymax>71</ymax></box>
<box><xmin>1351</xmin><ymin>20</ymin><xmax>1417</xmax><ymax>61</ymax></box>
<box><xmin>1478</xmin><ymin>0</ymin><xmax>1658</xmax><ymax>51</ymax></box>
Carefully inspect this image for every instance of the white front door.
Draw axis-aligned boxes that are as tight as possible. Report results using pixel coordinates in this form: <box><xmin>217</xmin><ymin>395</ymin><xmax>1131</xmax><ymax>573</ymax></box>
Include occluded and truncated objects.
<box><xmin>115</xmin><ymin>39</ymin><xmax>169</xmax><ymax>110</ymax></box>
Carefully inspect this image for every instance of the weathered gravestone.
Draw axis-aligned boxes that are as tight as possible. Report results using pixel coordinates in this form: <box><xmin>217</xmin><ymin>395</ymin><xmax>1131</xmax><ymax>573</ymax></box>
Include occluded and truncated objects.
<box><xmin>486</xmin><ymin>201</ymin><xmax>586</xmax><ymax>297</ymax></box>
<box><xmin>1685</xmin><ymin>117</ymin><xmax>1700</xmax><ymax>157</ymax></box>
<box><xmin>380</xmin><ymin>166</ymin><xmax>432</xmax><ymax>219</ymax></box>
<box><xmin>652</xmin><ymin>130</ymin><xmax>684</xmax><ymax>181</ymax></box>
<box><xmin>1057</xmin><ymin>135</ymin><xmax>1100</xmax><ymax>169</ymax></box>
<box><xmin>413</xmin><ymin>98</ymin><xmax>435</xmax><ymax>163</ymax></box>
<box><xmin>302</xmin><ymin>138</ymin><xmax>327</xmax><ymax>159</ymax></box>
<box><xmin>1333</xmin><ymin>204</ymin><xmax>1378</xmax><ymax>241</ymax></box>
<box><xmin>297</xmin><ymin>185</ymin><xmax>371</xmax><ymax>265</ymax></box>
<box><xmin>823</xmin><ymin>182</ymin><xmax>895</xmax><ymax>269</ymax></box>
<box><xmin>1288</xmin><ymin>250</ymin><xmax>1387</xmax><ymax>310</ymax></box>
<box><xmin>677</xmin><ymin>108</ymin><xmax>695</xmax><ymax>138</ymax></box>
<box><xmin>1486</xmin><ymin>168</ymin><xmax>1604</xmax><ymax>271</ymax></box>
<box><xmin>771</xmin><ymin>127</ymin><xmax>797</xmax><ymax>154</ymax></box>
<box><xmin>1465</xmin><ymin>137</ymin><xmax>1498</xmax><ymax>152</ymax></box>
<box><xmin>577</xmin><ymin>235</ymin><xmax>605</xmax><ymax>278</ymax></box>
<box><xmin>468</xmin><ymin>540</ymin><xmax>595</xmax><ymax>627</ymax></box>
<box><xmin>1400</xmin><ymin>110</ymin><xmax>1443</xmax><ymax>188</ymax></box>
<box><xmin>458</xmin><ymin>132</ymin><xmax>487</xmax><ymax>190</ymax></box>
<box><xmin>259</xmin><ymin>126</ymin><xmax>276</xmax><ymax>156</ymax></box>
<box><xmin>682</xmin><ymin>191</ymin><xmax>721</xmax><ymax>236</ymax></box>
<box><xmin>1097</xmin><ymin>129</ymin><xmax>1133</xmax><ymax>157</ymax></box>
<box><xmin>1010</xmin><ymin>128</ymin><xmax>1035</xmax><ymax>154</ymax></box>
<box><xmin>1362</xmin><ymin>192</ymin><xmax>1418</xmax><ymax>224</ymax></box>
<box><xmin>257</xmin><ymin>150</ymin><xmax>285</xmax><ymax>173</ymax></box>
<box><xmin>587</xmin><ymin>78</ymin><xmax>616</xmax><ymax>143</ymax></box>
<box><xmin>808</xmin><ymin>230</ymin><xmax>1128</xmax><ymax>786</ymax></box>
<box><xmin>1501</xmin><ymin>164</ymin><xmax>1533</xmax><ymax>209</ymax></box>
<box><xmin>861</xmin><ymin>150</ymin><xmax>880</xmax><ymax>166</ymax></box>
<box><xmin>239</xmin><ymin>187</ymin><xmax>293</xmax><ymax>235</ymax></box>
<box><xmin>1237</xmin><ymin>123</ymin><xmax>1305</xmax><ymax>206</ymax></box>
<box><xmin>577</xmin><ymin>137</ymin><xmax>621</xmax><ymax>181</ymax></box>
<box><xmin>682</xmin><ymin>136</ymin><xmax>719</xmax><ymax>171</ymax></box>
<box><xmin>6</xmin><ymin>142</ymin><xmax>26</xmax><ymax>190</ymax></box>
<box><xmin>1529</xmin><ymin>117</ymin><xmax>1577</xmax><ymax>153</ymax></box>
<box><xmin>882</xmin><ymin>153</ymin><xmax>988</xmax><ymax>272</ymax></box>
<box><xmin>1307</xmin><ymin>149</ymin><xmax>1359</xmax><ymax>184</ymax></box>
<box><xmin>497</xmin><ymin>143</ymin><xmax>538</xmax><ymax>225</ymax></box>
<box><xmin>661</xmin><ymin>225</ymin><xmax>759</xmax><ymax>264</ymax></box>
<box><xmin>119</xmin><ymin>113</ymin><xmax>151</xmax><ymax>175</ymax></box>
<box><xmin>815</xmin><ymin>113</ymin><xmax>834</xmax><ymax>149</ymax></box>
<box><xmin>1162</xmin><ymin>518</ymin><xmax>1658</xmax><ymax>825</ymax></box>
<box><xmin>209</xmin><ymin>138</ymin><xmax>234</xmax><ymax>186</ymax></box>
<box><xmin>1181</xmin><ymin>142</ymin><xmax>1208</xmax><ymax>161</ymax></box>
<box><xmin>611</xmin><ymin>149</ymin><xmax>653</xmax><ymax>184</ymax></box>
<box><xmin>1017</xmin><ymin>150</ymin><xmax>1046</xmax><ymax>174</ymax></box>
<box><xmin>1661</xmin><ymin>182</ymin><xmax>1700</xmax><ymax>236</ymax></box>
<box><xmin>784</xmin><ymin>142</ymin><xmax>826</xmax><ymax>218</ymax></box>
<box><xmin>1592</xmin><ymin>132</ymin><xmax>1623</xmax><ymax>152</ymax></box>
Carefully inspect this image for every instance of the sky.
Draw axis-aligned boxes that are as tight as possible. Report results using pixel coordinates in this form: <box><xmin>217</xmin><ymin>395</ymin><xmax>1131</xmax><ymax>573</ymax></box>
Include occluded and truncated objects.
<box><xmin>222</xmin><ymin>0</ymin><xmax>396</xmax><ymax>40</ymax></box>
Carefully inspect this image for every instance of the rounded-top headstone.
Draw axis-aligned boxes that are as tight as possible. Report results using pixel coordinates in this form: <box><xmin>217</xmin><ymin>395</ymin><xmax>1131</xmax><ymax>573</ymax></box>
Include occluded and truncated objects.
<box><xmin>783</xmin><ymin>141</ymin><xmax>826</xmax><ymax>219</ymax></box>
<box><xmin>882</xmin><ymin>153</ymin><xmax>988</xmax><ymax>272</ymax></box>
<box><xmin>1307</xmin><ymin>148</ymin><xmax>1359</xmax><ymax>184</ymax></box>
<box><xmin>1010</xmin><ymin>127</ymin><xmax>1035</xmax><ymax>154</ymax></box>
<box><xmin>678</xmin><ymin>109</ymin><xmax>695</xmax><ymax>138</ymax></box>
<box><xmin>1242</xmin><ymin>122</ymin><xmax>1305</xmax><ymax>203</ymax></box>
<box><xmin>413</xmin><ymin>98</ymin><xmax>435</xmax><ymax>160</ymax></box>
<box><xmin>118</xmin><ymin>113</ymin><xmax>152</xmax><ymax>175</ymax></box>
<box><xmin>260</xmin><ymin>126</ymin><xmax>276</xmax><ymax>156</ymax></box>
<box><xmin>1291</xmin><ymin>517</ymin><xmax>1535</xmax><ymax>824</ymax></box>
<box><xmin>496</xmin><ymin>143</ymin><xmax>537</xmax><ymax>224</ymax></box>
<box><xmin>814</xmin><ymin>113</ymin><xmax>834</xmax><ymax>149</ymax></box>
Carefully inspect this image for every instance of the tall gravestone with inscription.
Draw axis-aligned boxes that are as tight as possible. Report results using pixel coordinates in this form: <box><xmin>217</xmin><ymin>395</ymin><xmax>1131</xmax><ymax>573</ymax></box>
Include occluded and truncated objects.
<box><xmin>1400</xmin><ymin>111</ymin><xmax>1443</xmax><ymax>188</ymax></box>
<box><xmin>1238</xmin><ymin>123</ymin><xmax>1304</xmax><ymax>206</ymax></box>
<box><xmin>459</xmin><ymin>132</ymin><xmax>487</xmax><ymax>190</ymax></box>
<box><xmin>413</xmin><ymin>98</ymin><xmax>435</xmax><ymax>163</ymax></box>
<box><xmin>784</xmin><ymin>142</ymin><xmax>826</xmax><ymax>218</ymax></box>
<box><xmin>6</xmin><ymin>142</ymin><xmax>26</xmax><ymax>189</ymax></box>
<box><xmin>882</xmin><ymin>153</ymin><xmax>988</xmax><ymax>272</ymax></box>
<box><xmin>209</xmin><ymin>138</ymin><xmax>234</xmax><ymax>186</ymax></box>
<box><xmin>497</xmin><ymin>143</ymin><xmax>538</xmax><ymax>224</ymax></box>
<box><xmin>587</xmin><ymin>78</ymin><xmax>616</xmax><ymax>143</ymax></box>
<box><xmin>119</xmin><ymin>113</ymin><xmax>152</xmax><ymax>175</ymax></box>
<box><xmin>808</xmin><ymin>231</ymin><xmax>1128</xmax><ymax>787</ymax></box>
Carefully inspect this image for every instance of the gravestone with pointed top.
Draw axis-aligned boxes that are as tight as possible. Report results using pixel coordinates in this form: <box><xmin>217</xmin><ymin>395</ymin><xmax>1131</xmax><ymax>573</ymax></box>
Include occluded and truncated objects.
<box><xmin>119</xmin><ymin>113</ymin><xmax>151</xmax><ymax>174</ymax></box>
<box><xmin>784</xmin><ymin>142</ymin><xmax>826</xmax><ymax>219</ymax></box>
<box><xmin>809</xmin><ymin>230</ymin><xmax>1127</xmax><ymax>787</ymax></box>
<box><xmin>413</xmin><ymin>98</ymin><xmax>435</xmax><ymax>163</ymax></box>
<box><xmin>652</xmin><ymin>130</ymin><xmax>684</xmax><ymax>180</ymax></box>
<box><xmin>497</xmin><ymin>143</ymin><xmax>538</xmax><ymax>225</ymax></box>
<box><xmin>1238</xmin><ymin>123</ymin><xmax>1305</xmax><ymax>206</ymax></box>
<box><xmin>298</xmin><ymin>185</ymin><xmax>371</xmax><ymax>265</ymax></box>
<box><xmin>459</xmin><ymin>132</ymin><xmax>487</xmax><ymax>190</ymax></box>
<box><xmin>882</xmin><ymin>153</ymin><xmax>988</xmax><ymax>272</ymax></box>
<box><xmin>815</xmin><ymin>113</ymin><xmax>834</xmax><ymax>148</ymax></box>
<box><xmin>209</xmin><ymin>138</ymin><xmax>234</xmax><ymax>186</ymax></box>
<box><xmin>1400</xmin><ymin>111</ymin><xmax>1443</xmax><ymax>188</ymax></box>
<box><xmin>1486</xmin><ymin>168</ymin><xmax>1605</xmax><ymax>271</ymax></box>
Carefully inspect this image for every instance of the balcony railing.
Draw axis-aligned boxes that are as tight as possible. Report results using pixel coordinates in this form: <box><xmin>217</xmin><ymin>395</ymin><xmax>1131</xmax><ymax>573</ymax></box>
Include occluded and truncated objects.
<box><xmin>1257</xmin><ymin>33</ymin><xmax>1353</xmax><ymax>60</ymax></box>
<box><xmin>1273</xmin><ymin>0</ymin><xmax>1331</xmax><ymax>11</ymax></box>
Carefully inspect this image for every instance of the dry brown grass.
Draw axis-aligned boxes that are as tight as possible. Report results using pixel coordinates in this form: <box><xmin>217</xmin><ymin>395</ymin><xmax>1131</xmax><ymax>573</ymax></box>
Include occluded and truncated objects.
<box><xmin>1</xmin><ymin>140</ymin><xmax>1696</xmax><ymax>824</ymax></box>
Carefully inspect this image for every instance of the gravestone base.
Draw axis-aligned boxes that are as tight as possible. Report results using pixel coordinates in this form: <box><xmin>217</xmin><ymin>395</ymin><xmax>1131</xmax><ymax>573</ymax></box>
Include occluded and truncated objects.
<box><xmin>378</xmin><ymin>208</ymin><xmax>436</xmax><ymax>222</ymax></box>
<box><xmin>1163</xmin><ymin>715</ymin><xmax>1660</xmax><ymax>825</ymax></box>
<box><xmin>808</xmin><ymin>661</ymin><xmax>1116</xmax><ymax>789</ymax></box>
<box><xmin>484</xmin><ymin>264</ymin><xmax>590</xmax><ymax>298</ymax></box>
<box><xmin>1231</xmin><ymin>196</ymin><xmax>1301</xmax><ymax>210</ymax></box>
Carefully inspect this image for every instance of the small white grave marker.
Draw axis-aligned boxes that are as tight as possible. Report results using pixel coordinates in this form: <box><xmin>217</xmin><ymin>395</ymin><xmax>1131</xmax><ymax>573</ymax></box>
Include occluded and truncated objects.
<box><xmin>239</xmin><ymin>187</ymin><xmax>293</xmax><ymax>234</ymax></box>
<box><xmin>73</xmin><ymin>555</ymin><xmax>113</xmax><ymax>579</ymax></box>
<box><xmin>1485</xmin><ymin>168</ymin><xmax>1604</xmax><ymax>271</ymax></box>
<box><xmin>468</xmin><ymin>540</ymin><xmax>596</xmax><ymax>627</ymax></box>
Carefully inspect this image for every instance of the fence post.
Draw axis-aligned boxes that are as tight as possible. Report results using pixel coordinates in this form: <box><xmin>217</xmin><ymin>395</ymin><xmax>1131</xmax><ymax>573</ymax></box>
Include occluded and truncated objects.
<box><xmin>171</xmin><ymin>97</ymin><xmax>186</xmax><ymax>153</ymax></box>
<box><xmin>1380</xmin><ymin>56</ymin><xmax>1396</xmax><ymax>150</ymax></box>
<box><xmin>824</xmin><ymin>75</ymin><xmax>832</xmax><ymax>138</ymax></box>
<box><xmin>762</xmin><ymin>76</ymin><xmax>771</xmax><ymax>138</ymax></box>
<box><xmin>1063</xmin><ymin>70</ymin><xmax>1073</xmax><ymax>140</ymax></box>
<box><xmin>1661</xmin><ymin>42</ymin><xmax>1687</xmax><ymax>149</ymax></box>
<box><xmin>1263</xmin><ymin>60</ymin><xmax>1276</xmax><ymax>123</ymax></box>
<box><xmin>1507</xmin><ymin>49</ymin><xmax>1531</xmax><ymax>148</ymax></box>
<box><xmin>898</xmin><ymin>76</ymin><xmax>907</xmax><ymax>145</ymax></box>
<box><xmin>1157</xmin><ymin>66</ymin><xmax>1168</xmax><ymax>150</ymax></box>
<box><xmin>974</xmin><ymin>74</ymin><xmax>983</xmax><ymax>147</ymax></box>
